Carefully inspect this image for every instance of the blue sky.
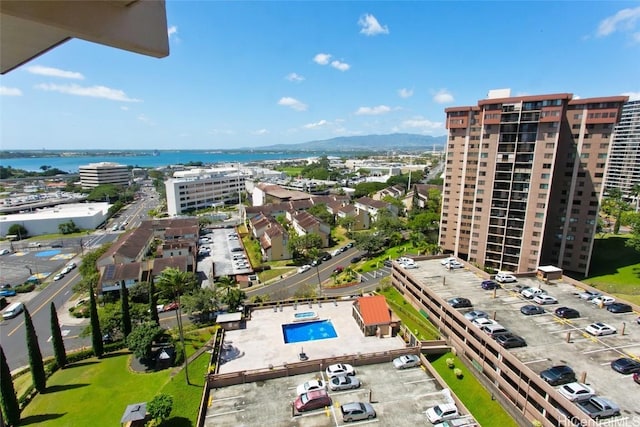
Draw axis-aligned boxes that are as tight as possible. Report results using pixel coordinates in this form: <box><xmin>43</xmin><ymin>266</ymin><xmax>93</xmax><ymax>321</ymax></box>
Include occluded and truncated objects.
<box><xmin>1</xmin><ymin>1</ymin><xmax>639</xmax><ymax>150</ymax></box>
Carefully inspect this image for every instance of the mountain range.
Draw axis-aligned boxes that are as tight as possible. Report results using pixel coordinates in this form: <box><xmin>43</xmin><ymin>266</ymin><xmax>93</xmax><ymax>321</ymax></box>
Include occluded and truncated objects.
<box><xmin>257</xmin><ymin>133</ymin><xmax>447</xmax><ymax>152</ymax></box>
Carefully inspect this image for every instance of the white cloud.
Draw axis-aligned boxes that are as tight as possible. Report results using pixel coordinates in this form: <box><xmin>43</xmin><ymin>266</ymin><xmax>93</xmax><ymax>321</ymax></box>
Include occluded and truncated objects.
<box><xmin>138</xmin><ymin>114</ymin><xmax>155</xmax><ymax>125</ymax></box>
<box><xmin>26</xmin><ymin>65</ymin><xmax>84</xmax><ymax>79</ymax></box>
<box><xmin>313</xmin><ymin>53</ymin><xmax>332</xmax><ymax>65</ymax></box>
<box><xmin>358</xmin><ymin>13</ymin><xmax>389</xmax><ymax>36</ymax></box>
<box><xmin>402</xmin><ymin>117</ymin><xmax>444</xmax><ymax>132</ymax></box>
<box><xmin>35</xmin><ymin>83</ymin><xmax>141</xmax><ymax>102</ymax></box>
<box><xmin>331</xmin><ymin>60</ymin><xmax>350</xmax><ymax>71</ymax></box>
<box><xmin>252</xmin><ymin>129</ymin><xmax>269</xmax><ymax>135</ymax></box>
<box><xmin>286</xmin><ymin>72</ymin><xmax>305</xmax><ymax>82</ymax></box>
<box><xmin>433</xmin><ymin>89</ymin><xmax>454</xmax><ymax>104</ymax></box>
<box><xmin>597</xmin><ymin>6</ymin><xmax>640</xmax><ymax>38</ymax></box>
<box><xmin>277</xmin><ymin>96</ymin><xmax>308</xmax><ymax>111</ymax></box>
<box><xmin>398</xmin><ymin>88</ymin><xmax>413</xmax><ymax>98</ymax></box>
<box><xmin>622</xmin><ymin>91</ymin><xmax>640</xmax><ymax>101</ymax></box>
<box><xmin>303</xmin><ymin>120</ymin><xmax>329</xmax><ymax>129</ymax></box>
<box><xmin>355</xmin><ymin>105</ymin><xmax>391</xmax><ymax>115</ymax></box>
<box><xmin>0</xmin><ymin>86</ymin><xmax>22</xmax><ymax>96</ymax></box>
<box><xmin>168</xmin><ymin>25</ymin><xmax>178</xmax><ymax>37</ymax></box>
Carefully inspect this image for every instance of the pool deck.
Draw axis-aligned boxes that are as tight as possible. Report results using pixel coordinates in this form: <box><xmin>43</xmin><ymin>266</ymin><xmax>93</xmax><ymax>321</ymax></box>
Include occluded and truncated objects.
<box><xmin>219</xmin><ymin>300</ymin><xmax>407</xmax><ymax>373</ymax></box>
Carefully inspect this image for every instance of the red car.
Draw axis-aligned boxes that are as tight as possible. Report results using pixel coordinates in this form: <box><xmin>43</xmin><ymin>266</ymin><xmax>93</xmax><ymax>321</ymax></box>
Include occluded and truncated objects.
<box><xmin>163</xmin><ymin>301</ymin><xmax>179</xmax><ymax>311</ymax></box>
<box><xmin>634</xmin><ymin>372</ymin><xmax>640</xmax><ymax>385</ymax></box>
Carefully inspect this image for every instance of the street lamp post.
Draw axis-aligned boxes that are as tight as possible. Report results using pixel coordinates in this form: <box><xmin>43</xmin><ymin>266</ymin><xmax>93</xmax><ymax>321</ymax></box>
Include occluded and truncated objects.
<box><xmin>315</xmin><ymin>265</ymin><xmax>323</xmax><ymax>299</ymax></box>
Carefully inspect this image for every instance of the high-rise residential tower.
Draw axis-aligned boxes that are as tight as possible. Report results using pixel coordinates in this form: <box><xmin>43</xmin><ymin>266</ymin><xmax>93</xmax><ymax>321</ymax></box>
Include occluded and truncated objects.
<box><xmin>604</xmin><ymin>99</ymin><xmax>640</xmax><ymax>199</ymax></box>
<box><xmin>440</xmin><ymin>90</ymin><xmax>628</xmax><ymax>276</ymax></box>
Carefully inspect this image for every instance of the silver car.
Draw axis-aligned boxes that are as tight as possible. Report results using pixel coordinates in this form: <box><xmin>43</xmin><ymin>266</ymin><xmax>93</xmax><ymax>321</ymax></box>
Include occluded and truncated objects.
<box><xmin>340</xmin><ymin>402</ymin><xmax>376</xmax><ymax>422</ymax></box>
<box><xmin>328</xmin><ymin>375</ymin><xmax>360</xmax><ymax>391</ymax></box>
<box><xmin>393</xmin><ymin>354</ymin><xmax>421</xmax><ymax>369</ymax></box>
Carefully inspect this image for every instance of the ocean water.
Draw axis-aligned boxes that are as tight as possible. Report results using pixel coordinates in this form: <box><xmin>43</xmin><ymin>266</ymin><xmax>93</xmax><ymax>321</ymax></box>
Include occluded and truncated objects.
<box><xmin>1</xmin><ymin>150</ymin><xmax>340</xmax><ymax>172</ymax></box>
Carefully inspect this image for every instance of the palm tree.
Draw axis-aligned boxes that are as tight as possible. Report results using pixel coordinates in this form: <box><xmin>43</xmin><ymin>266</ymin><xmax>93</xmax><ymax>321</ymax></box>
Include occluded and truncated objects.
<box><xmin>156</xmin><ymin>267</ymin><xmax>197</xmax><ymax>385</ymax></box>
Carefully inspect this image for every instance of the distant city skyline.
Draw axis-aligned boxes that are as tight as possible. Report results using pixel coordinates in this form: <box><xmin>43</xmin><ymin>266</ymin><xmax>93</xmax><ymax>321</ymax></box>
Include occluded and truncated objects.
<box><xmin>1</xmin><ymin>1</ymin><xmax>639</xmax><ymax>150</ymax></box>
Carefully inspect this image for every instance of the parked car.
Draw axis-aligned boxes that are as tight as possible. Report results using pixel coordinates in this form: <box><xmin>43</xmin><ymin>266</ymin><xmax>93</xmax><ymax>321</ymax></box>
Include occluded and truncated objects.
<box><xmin>340</xmin><ymin>402</ymin><xmax>376</xmax><ymax>422</ymax></box>
<box><xmin>0</xmin><ymin>249</ymin><xmax>11</xmax><ymax>255</ymax></box>
<box><xmin>585</xmin><ymin>322</ymin><xmax>616</xmax><ymax>336</ymax></box>
<box><xmin>591</xmin><ymin>296</ymin><xmax>615</xmax><ymax>306</ymax></box>
<box><xmin>294</xmin><ymin>389</ymin><xmax>332</xmax><ymax>412</ymax></box>
<box><xmin>540</xmin><ymin>365</ymin><xmax>576</xmax><ymax>386</ymax></box>
<box><xmin>520</xmin><ymin>305</ymin><xmax>545</xmax><ymax>315</ymax></box>
<box><xmin>28</xmin><ymin>242</ymin><xmax>42</xmax><ymax>248</ymax></box>
<box><xmin>0</xmin><ymin>289</ymin><xmax>17</xmax><ymax>297</ymax></box>
<box><xmin>472</xmin><ymin>317</ymin><xmax>498</xmax><ymax>328</ymax></box>
<box><xmin>425</xmin><ymin>403</ymin><xmax>459</xmax><ymax>424</ymax></box>
<box><xmin>481</xmin><ymin>280</ymin><xmax>500</xmax><ymax>290</ymax></box>
<box><xmin>102</xmin><ymin>333</ymin><xmax>114</xmax><ymax>344</ymax></box>
<box><xmin>576</xmin><ymin>396</ymin><xmax>620</xmax><ymax>419</ymax></box>
<box><xmin>445</xmin><ymin>260</ymin><xmax>464</xmax><ymax>269</ymax></box>
<box><xmin>383</xmin><ymin>259</ymin><xmax>393</xmax><ymax>267</ymax></box>
<box><xmin>607</xmin><ymin>302</ymin><xmax>633</xmax><ymax>313</ymax></box>
<box><xmin>53</xmin><ymin>273</ymin><xmax>64</xmax><ymax>281</ymax></box>
<box><xmin>0</xmin><ymin>284</ymin><xmax>11</xmax><ymax>289</ymax></box>
<box><xmin>296</xmin><ymin>379</ymin><xmax>326</xmax><ymax>396</ymax></box>
<box><xmin>610</xmin><ymin>357</ymin><xmax>640</xmax><ymax>374</ymax></box>
<box><xmin>464</xmin><ymin>310</ymin><xmax>489</xmax><ymax>321</ymax></box>
<box><xmin>578</xmin><ymin>290</ymin><xmax>602</xmax><ymax>301</ymax></box>
<box><xmin>533</xmin><ymin>294</ymin><xmax>558</xmax><ymax>305</ymax></box>
<box><xmin>555</xmin><ymin>307</ymin><xmax>580</xmax><ymax>319</ymax></box>
<box><xmin>447</xmin><ymin>297</ymin><xmax>472</xmax><ymax>309</ymax></box>
<box><xmin>325</xmin><ymin>363</ymin><xmax>355</xmax><ymax>378</ymax></box>
<box><xmin>333</xmin><ymin>266</ymin><xmax>344</xmax><ymax>274</ymax></box>
<box><xmin>521</xmin><ymin>287</ymin><xmax>545</xmax><ymax>299</ymax></box>
<box><xmin>400</xmin><ymin>262</ymin><xmax>418</xmax><ymax>269</ymax></box>
<box><xmin>350</xmin><ymin>255</ymin><xmax>362</xmax><ymax>263</ymax></box>
<box><xmin>634</xmin><ymin>372</ymin><xmax>640</xmax><ymax>385</ymax></box>
<box><xmin>393</xmin><ymin>354</ymin><xmax>421</xmax><ymax>369</ymax></box>
<box><xmin>329</xmin><ymin>375</ymin><xmax>361</xmax><ymax>391</ymax></box>
<box><xmin>345</xmin><ymin>242</ymin><xmax>354</xmax><ymax>249</ymax></box>
<box><xmin>440</xmin><ymin>257</ymin><xmax>457</xmax><ymax>265</ymax></box>
<box><xmin>494</xmin><ymin>333</ymin><xmax>527</xmax><ymax>348</ymax></box>
<box><xmin>495</xmin><ymin>273</ymin><xmax>517</xmax><ymax>283</ymax></box>
<box><xmin>480</xmin><ymin>324</ymin><xmax>509</xmax><ymax>338</ymax></box>
<box><xmin>558</xmin><ymin>382</ymin><xmax>595</xmax><ymax>402</ymax></box>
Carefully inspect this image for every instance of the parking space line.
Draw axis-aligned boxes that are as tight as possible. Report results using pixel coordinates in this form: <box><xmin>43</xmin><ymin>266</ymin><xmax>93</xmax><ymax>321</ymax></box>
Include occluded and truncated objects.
<box><xmin>583</xmin><ymin>343</ymin><xmax>639</xmax><ymax>355</ymax></box>
<box><xmin>404</xmin><ymin>378</ymin><xmax>436</xmax><ymax>384</ymax></box>
<box><xmin>210</xmin><ymin>395</ymin><xmax>245</xmax><ymax>402</ymax></box>
<box><xmin>522</xmin><ymin>358</ymin><xmax>549</xmax><ymax>365</ymax></box>
<box><xmin>206</xmin><ymin>409</ymin><xmax>245</xmax><ymax>418</ymax></box>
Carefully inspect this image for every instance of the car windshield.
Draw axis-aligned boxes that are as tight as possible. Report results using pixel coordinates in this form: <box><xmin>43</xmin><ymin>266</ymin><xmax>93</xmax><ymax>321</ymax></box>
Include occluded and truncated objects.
<box><xmin>300</xmin><ymin>393</ymin><xmax>310</xmax><ymax>404</ymax></box>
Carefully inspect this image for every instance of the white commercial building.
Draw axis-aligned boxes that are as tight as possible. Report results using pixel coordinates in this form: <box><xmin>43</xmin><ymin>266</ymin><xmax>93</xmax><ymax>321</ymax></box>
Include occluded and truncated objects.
<box><xmin>0</xmin><ymin>203</ymin><xmax>111</xmax><ymax>237</ymax></box>
<box><xmin>165</xmin><ymin>167</ymin><xmax>250</xmax><ymax>216</ymax></box>
<box><xmin>79</xmin><ymin>162</ymin><xmax>130</xmax><ymax>189</ymax></box>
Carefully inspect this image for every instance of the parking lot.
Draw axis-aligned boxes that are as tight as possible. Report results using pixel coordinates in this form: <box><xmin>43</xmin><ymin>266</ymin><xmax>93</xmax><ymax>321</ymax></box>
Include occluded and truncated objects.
<box><xmin>0</xmin><ymin>246</ymin><xmax>77</xmax><ymax>287</ymax></box>
<box><xmin>205</xmin><ymin>361</ymin><xmax>463</xmax><ymax>427</ymax></box>
<box><xmin>197</xmin><ymin>227</ymin><xmax>253</xmax><ymax>281</ymax></box>
<box><xmin>407</xmin><ymin>259</ymin><xmax>640</xmax><ymax>420</ymax></box>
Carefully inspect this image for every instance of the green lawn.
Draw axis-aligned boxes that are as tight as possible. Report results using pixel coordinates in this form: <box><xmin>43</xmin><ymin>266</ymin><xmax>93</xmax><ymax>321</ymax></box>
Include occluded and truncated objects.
<box><xmin>428</xmin><ymin>352</ymin><xmax>519</xmax><ymax>427</ymax></box>
<box><xmin>378</xmin><ymin>286</ymin><xmax>441</xmax><ymax>341</ymax></box>
<box><xmin>583</xmin><ymin>234</ymin><xmax>640</xmax><ymax>304</ymax></box>
<box><xmin>277</xmin><ymin>166</ymin><xmax>304</xmax><ymax>177</ymax></box>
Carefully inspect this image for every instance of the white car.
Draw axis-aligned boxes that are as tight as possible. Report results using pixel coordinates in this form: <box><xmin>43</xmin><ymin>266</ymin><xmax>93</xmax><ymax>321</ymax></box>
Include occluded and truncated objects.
<box><xmin>328</xmin><ymin>375</ymin><xmax>361</xmax><ymax>391</ymax></box>
<box><xmin>578</xmin><ymin>290</ymin><xmax>602</xmax><ymax>301</ymax></box>
<box><xmin>558</xmin><ymin>382</ymin><xmax>595</xmax><ymax>402</ymax></box>
<box><xmin>440</xmin><ymin>256</ymin><xmax>457</xmax><ymax>265</ymax></box>
<box><xmin>53</xmin><ymin>273</ymin><xmax>64</xmax><ymax>281</ymax></box>
<box><xmin>425</xmin><ymin>403</ymin><xmax>459</xmax><ymax>424</ymax></box>
<box><xmin>533</xmin><ymin>294</ymin><xmax>558</xmax><ymax>305</ymax></box>
<box><xmin>400</xmin><ymin>262</ymin><xmax>418</xmax><ymax>269</ymax></box>
<box><xmin>297</xmin><ymin>265</ymin><xmax>311</xmax><ymax>274</ymax></box>
<box><xmin>585</xmin><ymin>322</ymin><xmax>616</xmax><ymax>336</ymax></box>
<box><xmin>296</xmin><ymin>379</ymin><xmax>326</xmax><ymax>396</ymax></box>
<box><xmin>392</xmin><ymin>354</ymin><xmax>421</xmax><ymax>369</ymax></box>
<box><xmin>495</xmin><ymin>273</ymin><xmax>517</xmax><ymax>283</ymax></box>
<box><xmin>521</xmin><ymin>287</ymin><xmax>545</xmax><ymax>299</ymax></box>
<box><xmin>464</xmin><ymin>310</ymin><xmax>488</xmax><ymax>321</ymax></box>
<box><xmin>445</xmin><ymin>260</ymin><xmax>464</xmax><ymax>269</ymax></box>
<box><xmin>0</xmin><ymin>249</ymin><xmax>11</xmax><ymax>256</ymax></box>
<box><xmin>325</xmin><ymin>363</ymin><xmax>355</xmax><ymax>378</ymax></box>
<box><xmin>472</xmin><ymin>317</ymin><xmax>498</xmax><ymax>328</ymax></box>
<box><xmin>591</xmin><ymin>296</ymin><xmax>615</xmax><ymax>306</ymax></box>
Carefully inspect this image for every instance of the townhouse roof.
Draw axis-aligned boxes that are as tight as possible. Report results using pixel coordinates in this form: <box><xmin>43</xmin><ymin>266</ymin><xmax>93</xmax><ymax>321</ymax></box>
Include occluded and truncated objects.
<box><xmin>152</xmin><ymin>256</ymin><xmax>189</xmax><ymax>274</ymax></box>
<box><xmin>355</xmin><ymin>196</ymin><xmax>390</xmax><ymax>210</ymax></box>
<box><xmin>291</xmin><ymin>210</ymin><xmax>320</xmax><ymax>229</ymax></box>
<box><xmin>98</xmin><ymin>227</ymin><xmax>154</xmax><ymax>263</ymax></box>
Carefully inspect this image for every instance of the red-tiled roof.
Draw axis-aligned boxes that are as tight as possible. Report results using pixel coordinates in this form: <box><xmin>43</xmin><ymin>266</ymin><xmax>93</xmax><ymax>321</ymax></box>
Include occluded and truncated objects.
<box><xmin>356</xmin><ymin>295</ymin><xmax>391</xmax><ymax>325</ymax></box>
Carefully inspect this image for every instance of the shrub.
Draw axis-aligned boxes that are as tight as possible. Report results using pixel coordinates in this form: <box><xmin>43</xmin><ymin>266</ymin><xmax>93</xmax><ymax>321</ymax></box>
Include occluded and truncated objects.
<box><xmin>446</xmin><ymin>358</ymin><xmax>455</xmax><ymax>368</ymax></box>
<box><xmin>15</xmin><ymin>283</ymin><xmax>36</xmax><ymax>293</ymax></box>
<box><xmin>454</xmin><ymin>368</ymin><xmax>463</xmax><ymax>378</ymax></box>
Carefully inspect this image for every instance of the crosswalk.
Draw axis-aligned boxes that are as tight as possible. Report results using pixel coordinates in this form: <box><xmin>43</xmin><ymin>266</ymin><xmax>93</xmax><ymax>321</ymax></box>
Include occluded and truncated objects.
<box><xmin>359</xmin><ymin>267</ymin><xmax>392</xmax><ymax>282</ymax></box>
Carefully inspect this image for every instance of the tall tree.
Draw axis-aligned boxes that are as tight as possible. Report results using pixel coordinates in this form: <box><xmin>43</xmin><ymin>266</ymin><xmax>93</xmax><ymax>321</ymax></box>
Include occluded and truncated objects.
<box><xmin>50</xmin><ymin>302</ymin><xmax>67</xmax><ymax>369</ymax></box>
<box><xmin>0</xmin><ymin>345</ymin><xmax>20</xmax><ymax>427</ymax></box>
<box><xmin>156</xmin><ymin>268</ymin><xmax>198</xmax><ymax>385</ymax></box>
<box><xmin>87</xmin><ymin>276</ymin><xmax>104</xmax><ymax>358</ymax></box>
<box><xmin>24</xmin><ymin>306</ymin><xmax>46</xmax><ymax>393</ymax></box>
<box><xmin>149</xmin><ymin>280</ymin><xmax>160</xmax><ymax>326</ymax></box>
<box><xmin>120</xmin><ymin>282</ymin><xmax>132</xmax><ymax>337</ymax></box>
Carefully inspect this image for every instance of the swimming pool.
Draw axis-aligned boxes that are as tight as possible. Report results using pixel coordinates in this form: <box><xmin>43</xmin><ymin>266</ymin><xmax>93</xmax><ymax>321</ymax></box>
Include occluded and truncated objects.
<box><xmin>292</xmin><ymin>311</ymin><xmax>318</xmax><ymax>322</ymax></box>
<box><xmin>282</xmin><ymin>319</ymin><xmax>338</xmax><ymax>344</ymax></box>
